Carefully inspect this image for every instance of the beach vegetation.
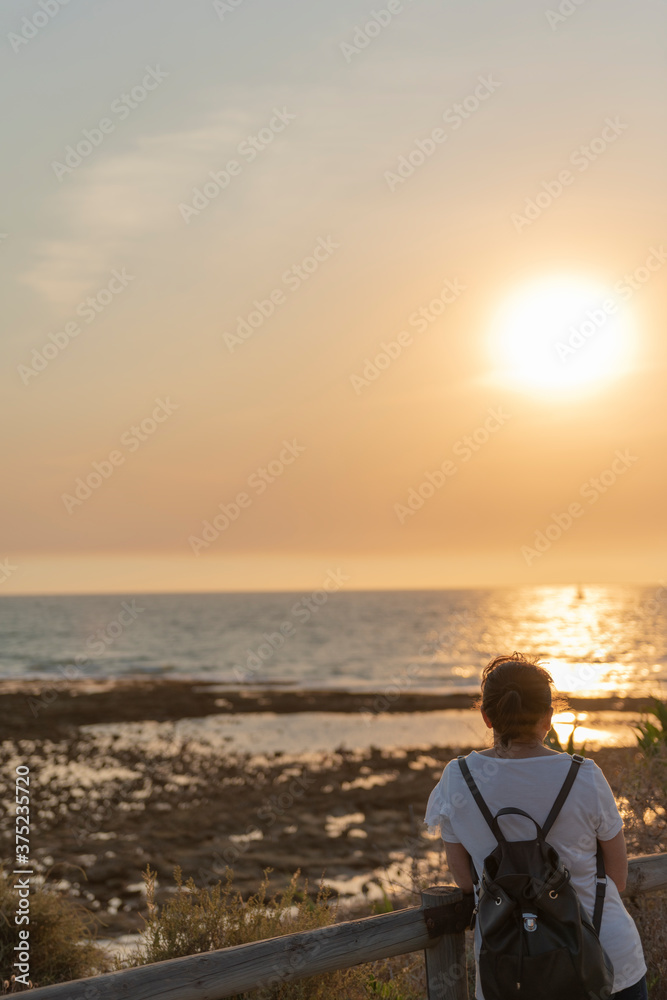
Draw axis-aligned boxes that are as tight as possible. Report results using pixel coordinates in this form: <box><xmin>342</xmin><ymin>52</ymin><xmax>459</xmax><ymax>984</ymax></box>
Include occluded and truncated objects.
<box><xmin>0</xmin><ymin>867</ymin><xmax>107</xmax><ymax>990</ymax></box>
<box><xmin>120</xmin><ymin>865</ymin><xmax>425</xmax><ymax>999</ymax></box>
<box><xmin>611</xmin><ymin>741</ymin><xmax>667</xmax><ymax>998</ymax></box>
<box><xmin>545</xmin><ymin>718</ymin><xmax>587</xmax><ymax>754</ymax></box>
<box><xmin>633</xmin><ymin>695</ymin><xmax>667</xmax><ymax>756</ymax></box>
<box><xmin>370</xmin><ymin>888</ymin><xmax>394</xmax><ymax>914</ymax></box>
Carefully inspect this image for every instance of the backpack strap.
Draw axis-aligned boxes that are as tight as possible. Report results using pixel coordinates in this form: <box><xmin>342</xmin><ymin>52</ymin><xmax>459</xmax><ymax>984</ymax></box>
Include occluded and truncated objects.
<box><xmin>541</xmin><ymin>753</ymin><xmax>584</xmax><ymax>837</ymax></box>
<box><xmin>493</xmin><ymin>806</ymin><xmax>545</xmax><ymax>837</ymax></box>
<box><xmin>593</xmin><ymin>840</ymin><xmax>606</xmax><ymax>935</ymax></box>
<box><xmin>458</xmin><ymin>753</ymin><xmax>607</xmax><ymax>932</ymax></box>
<box><xmin>459</xmin><ymin>753</ymin><xmax>585</xmax><ymax>841</ymax></box>
<box><xmin>540</xmin><ymin>754</ymin><xmax>607</xmax><ymax>933</ymax></box>
<box><xmin>457</xmin><ymin>755</ymin><xmax>500</xmax><ymax>838</ymax></box>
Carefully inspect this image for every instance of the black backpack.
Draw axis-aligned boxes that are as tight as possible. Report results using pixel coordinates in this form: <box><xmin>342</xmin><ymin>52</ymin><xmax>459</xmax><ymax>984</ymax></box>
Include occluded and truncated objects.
<box><xmin>457</xmin><ymin>753</ymin><xmax>614</xmax><ymax>1000</ymax></box>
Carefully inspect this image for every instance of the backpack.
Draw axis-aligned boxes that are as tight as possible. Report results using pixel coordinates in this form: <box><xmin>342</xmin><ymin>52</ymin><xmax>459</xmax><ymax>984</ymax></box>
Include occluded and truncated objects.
<box><xmin>457</xmin><ymin>753</ymin><xmax>614</xmax><ymax>1000</ymax></box>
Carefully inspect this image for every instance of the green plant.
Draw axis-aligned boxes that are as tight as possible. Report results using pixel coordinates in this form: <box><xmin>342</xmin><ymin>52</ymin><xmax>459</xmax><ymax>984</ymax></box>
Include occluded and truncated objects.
<box><xmin>633</xmin><ymin>696</ymin><xmax>667</xmax><ymax>757</ymax></box>
<box><xmin>365</xmin><ymin>970</ymin><xmax>414</xmax><ymax>998</ymax></box>
<box><xmin>0</xmin><ymin>868</ymin><xmax>107</xmax><ymax>988</ymax></box>
<box><xmin>370</xmin><ymin>889</ymin><xmax>394</xmax><ymax>915</ymax></box>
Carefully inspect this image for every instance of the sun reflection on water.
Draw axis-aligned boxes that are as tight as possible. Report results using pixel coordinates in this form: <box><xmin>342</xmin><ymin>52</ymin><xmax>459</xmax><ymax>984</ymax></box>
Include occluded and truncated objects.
<box><xmin>491</xmin><ymin>585</ymin><xmax>667</xmax><ymax>698</ymax></box>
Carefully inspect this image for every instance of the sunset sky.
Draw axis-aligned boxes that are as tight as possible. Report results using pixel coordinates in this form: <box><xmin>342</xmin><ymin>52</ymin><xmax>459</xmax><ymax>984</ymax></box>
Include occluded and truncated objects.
<box><xmin>2</xmin><ymin>0</ymin><xmax>666</xmax><ymax>594</ymax></box>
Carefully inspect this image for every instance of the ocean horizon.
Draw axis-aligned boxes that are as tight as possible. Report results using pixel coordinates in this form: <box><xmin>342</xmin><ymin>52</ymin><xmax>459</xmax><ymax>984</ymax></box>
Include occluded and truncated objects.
<box><xmin>2</xmin><ymin>584</ymin><xmax>666</xmax><ymax>698</ymax></box>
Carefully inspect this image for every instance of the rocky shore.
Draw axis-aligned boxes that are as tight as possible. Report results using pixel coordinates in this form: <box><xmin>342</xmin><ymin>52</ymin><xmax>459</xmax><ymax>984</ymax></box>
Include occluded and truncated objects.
<box><xmin>0</xmin><ymin>679</ymin><xmax>641</xmax><ymax>938</ymax></box>
<box><xmin>0</xmin><ymin>677</ymin><xmax>650</xmax><ymax>740</ymax></box>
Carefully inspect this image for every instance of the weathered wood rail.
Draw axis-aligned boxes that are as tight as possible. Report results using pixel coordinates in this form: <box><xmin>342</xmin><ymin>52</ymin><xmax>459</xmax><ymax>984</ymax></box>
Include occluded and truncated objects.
<box><xmin>24</xmin><ymin>853</ymin><xmax>667</xmax><ymax>1000</ymax></box>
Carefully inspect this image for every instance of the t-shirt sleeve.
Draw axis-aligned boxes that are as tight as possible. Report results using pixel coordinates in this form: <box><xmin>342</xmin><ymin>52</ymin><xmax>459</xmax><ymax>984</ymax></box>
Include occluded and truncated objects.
<box><xmin>424</xmin><ymin>763</ymin><xmax>461</xmax><ymax>842</ymax></box>
<box><xmin>591</xmin><ymin>762</ymin><xmax>624</xmax><ymax>840</ymax></box>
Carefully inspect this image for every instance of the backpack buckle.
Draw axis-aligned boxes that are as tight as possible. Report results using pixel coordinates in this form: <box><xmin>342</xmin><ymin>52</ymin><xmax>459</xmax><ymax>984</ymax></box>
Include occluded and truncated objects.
<box><xmin>522</xmin><ymin>912</ymin><xmax>538</xmax><ymax>932</ymax></box>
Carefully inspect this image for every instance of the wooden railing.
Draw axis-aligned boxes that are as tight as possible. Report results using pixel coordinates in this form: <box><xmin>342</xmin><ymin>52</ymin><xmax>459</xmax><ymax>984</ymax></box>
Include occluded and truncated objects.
<box><xmin>24</xmin><ymin>853</ymin><xmax>667</xmax><ymax>1000</ymax></box>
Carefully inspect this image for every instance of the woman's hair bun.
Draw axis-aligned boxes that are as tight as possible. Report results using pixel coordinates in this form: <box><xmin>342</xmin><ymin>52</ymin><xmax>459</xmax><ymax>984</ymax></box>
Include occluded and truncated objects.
<box><xmin>497</xmin><ymin>688</ymin><xmax>522</xmax><ymax>713</ymax></box>
<box><xmin>478</xmin><ymin>652</ymin><xmax>553</xmax><ymax>749</ymax></box>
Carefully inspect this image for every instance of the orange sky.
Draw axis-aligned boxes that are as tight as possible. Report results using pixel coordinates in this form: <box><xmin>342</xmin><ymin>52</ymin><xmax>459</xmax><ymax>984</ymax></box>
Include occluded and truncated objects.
<box><xmin>2</xmin><ymin>0</ymin><xmax>666</xmax><ymax>594</ymax></box>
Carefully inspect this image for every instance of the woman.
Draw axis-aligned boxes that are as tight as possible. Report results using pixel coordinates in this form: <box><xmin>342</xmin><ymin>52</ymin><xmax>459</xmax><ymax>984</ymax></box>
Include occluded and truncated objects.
<box><xmin>424</xmin><ymin>652</ymin><xmax>647</xmax><ymax>1000</ymax></box>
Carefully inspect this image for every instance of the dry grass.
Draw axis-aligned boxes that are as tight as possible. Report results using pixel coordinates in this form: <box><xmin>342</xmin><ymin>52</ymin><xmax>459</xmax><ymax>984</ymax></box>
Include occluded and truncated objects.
<box><xmin>612</xmin><ymin>745</ymin><xmax>667</xmax><ymax>857</ymax></box>
<box><xmin>0</xmin><ymin>867</ymin><xmax>108</xmax><ymax>990</ymax></box>
<box><xmin>120</xmin><ymin>866</ymin><xmax>425</xmax><ymax>1000</ymax></box>
<box><xmin>624</xmin><ymin>892</ymin><xmax>667</xmax><ymax>1000</ymax></box>
<box><xmin>607</xmin><ymin>743</ymin><xmax>667</xmax><ymax>999</ymax></box>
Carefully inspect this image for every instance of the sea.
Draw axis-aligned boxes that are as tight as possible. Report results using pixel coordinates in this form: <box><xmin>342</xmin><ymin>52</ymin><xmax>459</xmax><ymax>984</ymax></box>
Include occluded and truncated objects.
<box><xmin>1</xmin><ymin>584</ymin><xmax>667</xmax><ymax>698</ymax></box>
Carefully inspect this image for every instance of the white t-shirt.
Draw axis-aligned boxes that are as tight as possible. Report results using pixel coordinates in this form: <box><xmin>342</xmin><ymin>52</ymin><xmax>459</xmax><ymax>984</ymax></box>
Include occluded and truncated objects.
<box><xmin>424</xmin><ymin>751</ymin><xmax>646</xmax><ymax>998</ymax></box>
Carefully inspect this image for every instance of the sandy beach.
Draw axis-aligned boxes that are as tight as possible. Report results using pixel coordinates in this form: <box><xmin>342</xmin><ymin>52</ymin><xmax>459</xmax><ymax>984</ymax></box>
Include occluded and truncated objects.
<box><xmin>0</xmin><ymin>678</ymin><xmax>647</xmax><ymax>941</ymax></box>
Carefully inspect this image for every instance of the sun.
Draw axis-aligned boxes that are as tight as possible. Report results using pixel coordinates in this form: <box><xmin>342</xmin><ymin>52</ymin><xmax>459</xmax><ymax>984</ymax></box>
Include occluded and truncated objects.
<box><xmin>489</xmin><ymin>275</ymin><xmax>636</xmax><ymax>394</ymax></box>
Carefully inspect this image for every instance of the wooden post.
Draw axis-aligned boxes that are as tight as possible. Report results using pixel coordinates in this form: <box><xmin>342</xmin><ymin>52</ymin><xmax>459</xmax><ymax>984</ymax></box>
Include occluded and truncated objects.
<box><xmin>421</xmin><ymin>886</ymin><xmax>469</xmax><ymax>1000</ymax></box>
<box><xmin>624</xmin><ymin>852</ymin><xmax>667</xmax><ymax>895</ymax></box>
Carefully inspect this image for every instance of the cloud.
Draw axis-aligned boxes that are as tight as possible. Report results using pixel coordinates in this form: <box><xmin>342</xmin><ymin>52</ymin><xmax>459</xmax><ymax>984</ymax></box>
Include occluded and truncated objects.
<box><xmin>19</xmin><ymin>116</ymin><xmax>248</xmax><ymax>308</ymax></box>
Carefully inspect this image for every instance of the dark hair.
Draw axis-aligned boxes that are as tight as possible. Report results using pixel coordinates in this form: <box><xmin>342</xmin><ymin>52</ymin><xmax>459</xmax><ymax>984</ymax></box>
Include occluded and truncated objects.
<box><xmin>477</xmin><ymin>652</ymin><xmax>554</xmax><ymax>749</ymax></box>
